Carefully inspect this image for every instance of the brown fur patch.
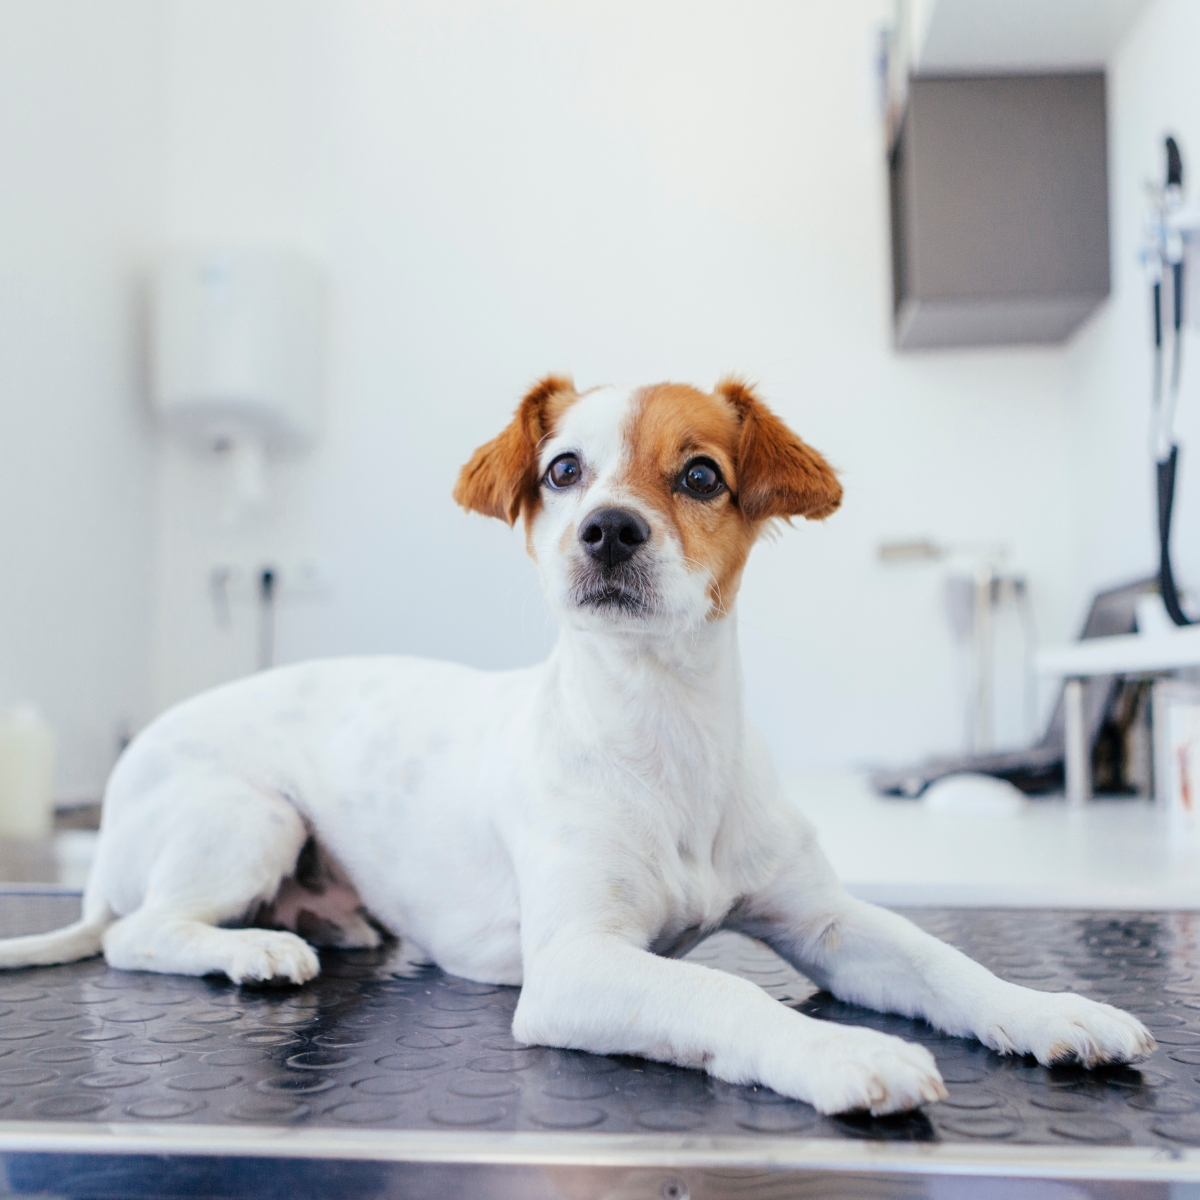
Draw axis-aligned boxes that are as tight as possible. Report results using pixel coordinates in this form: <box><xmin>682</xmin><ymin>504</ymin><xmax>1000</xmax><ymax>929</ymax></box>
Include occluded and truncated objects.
<box><xmin>621</xmin><ymin>384</ymin><xmax>750</xmax><ymax>615</ymax></box>
<box><xmin>619</xmin><ymin>380</ymin><xmax>841</xmax><ymax>616</ymax></box>
<box><xmin>452</xmin><ymin>375</ymin><xmax>577</xmax><ymax>525</ymax></box>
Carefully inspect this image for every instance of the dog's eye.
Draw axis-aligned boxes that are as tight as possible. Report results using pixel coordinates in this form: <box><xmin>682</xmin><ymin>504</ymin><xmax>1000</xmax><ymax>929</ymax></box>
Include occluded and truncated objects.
<box><xmin>545</xmin><ymin>453</ymin><xmax>582</xmax><ymax>489</ymax></box>
<box><xmin>679</xmin><ymin>457</ymin><xmax>724</xmax><ymax>498</ymax></box>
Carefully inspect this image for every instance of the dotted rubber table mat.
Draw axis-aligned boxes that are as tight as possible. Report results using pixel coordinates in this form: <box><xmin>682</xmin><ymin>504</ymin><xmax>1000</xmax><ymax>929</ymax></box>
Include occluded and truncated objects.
<box><xmin>0</xmin><ymin>894</ymin><xmax>1197</xmax><ymax>1148</ymax></box>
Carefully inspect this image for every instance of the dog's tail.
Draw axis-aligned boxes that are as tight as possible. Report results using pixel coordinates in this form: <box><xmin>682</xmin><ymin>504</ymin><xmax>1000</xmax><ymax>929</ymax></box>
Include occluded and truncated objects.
<box><xmin>0</xmin><ymin>905</ymin><xmax>113</xmax><ymax>969</ymax></box>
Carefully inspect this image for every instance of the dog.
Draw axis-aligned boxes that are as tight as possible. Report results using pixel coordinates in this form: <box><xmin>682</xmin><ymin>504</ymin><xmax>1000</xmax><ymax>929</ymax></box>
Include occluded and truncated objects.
<box><xmin>0</xmin><ymin>377</ymin><xmax>1153</xmax><ymax>1115</ymax></box>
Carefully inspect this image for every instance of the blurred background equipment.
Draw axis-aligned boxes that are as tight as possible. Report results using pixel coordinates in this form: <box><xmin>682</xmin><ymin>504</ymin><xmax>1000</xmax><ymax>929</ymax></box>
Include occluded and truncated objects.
<box><xmin>873</xmin><ymin>577</ymin><xmax>1170</xmax><ymax>799</ymax></box>
<box><xmin>149</xmin><ymin>248</ymin><xmax>327</xmax><ymax>523</ymax></box>
<box><xmin>0</xmin><ymin>705</ymin><xmax>54</xmax><ymax>840</ymax></box>
<box><xmin>1153</xmin><ymin>678</ymin><xmax>1200</xmax><ymax>832</ymax></box>
<box><xmin>878</xmin><ymin>539</ymin><xmax>1035</xmax><ymax>753</ymax></box>
<box><xmin>1037</xmin><ymin>594</ymin><xmax>1200</xmax><ymax>802</ymax></box>
<box><xmin>1142</xmin><ymin>135</ymin><xmax>1196</xmax><ymax>626</ymax></box>
<box><xmin>257</xmin><ymin>566</ymin><xmax>277</xmax><ymax>672</ymax></box>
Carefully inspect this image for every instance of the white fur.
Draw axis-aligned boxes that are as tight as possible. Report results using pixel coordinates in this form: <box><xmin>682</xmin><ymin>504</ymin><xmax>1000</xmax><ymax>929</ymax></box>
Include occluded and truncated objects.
<box><xmin>0</xmin><ymin>386</ymin><xmax>1154</xmax><ymax>1115</ymax></box>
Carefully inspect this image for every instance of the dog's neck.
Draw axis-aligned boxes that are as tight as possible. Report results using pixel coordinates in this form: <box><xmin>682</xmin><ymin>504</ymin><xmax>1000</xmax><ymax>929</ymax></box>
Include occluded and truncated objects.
<box><xmin>545</xmin><ymin>611</ymin><xmax>746</xmax><ymax>777</ymax></box>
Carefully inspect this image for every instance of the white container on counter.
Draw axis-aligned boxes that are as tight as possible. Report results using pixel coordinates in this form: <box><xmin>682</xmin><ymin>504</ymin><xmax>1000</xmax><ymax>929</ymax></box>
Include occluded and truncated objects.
<box><xmin>1154</xmin><ymin>679</ymin><xmax>1200</xmax><ymax>843</ymax></box>
<box><xmin>0</xmin><ymin>706</ymin><xmax>55</xmax><ymax>839</ymax></box>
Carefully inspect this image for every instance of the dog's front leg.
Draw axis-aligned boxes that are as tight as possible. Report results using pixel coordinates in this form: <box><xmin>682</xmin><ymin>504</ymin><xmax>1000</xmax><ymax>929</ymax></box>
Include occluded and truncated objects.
<box><xmin>512</xmin><ymin>927</ymin><xmax>945</xmax><ymax>1115</ymax></box>
<box><xmin>739</xmin><ymin>837</ymin><xmax>1155</xmax><ymax>1068</ymax></box>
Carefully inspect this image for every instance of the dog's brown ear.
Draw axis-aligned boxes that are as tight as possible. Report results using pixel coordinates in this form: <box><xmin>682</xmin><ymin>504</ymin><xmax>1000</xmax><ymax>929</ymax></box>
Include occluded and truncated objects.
<box><xmin>453</xmin><ymin>375</ymin><xmax>576</xmax><ymax>525</ymax></box>
<box><xmin>716</xmin><ymin>378</ymin><xmax>842</xmax><ymax>522</ymax></box>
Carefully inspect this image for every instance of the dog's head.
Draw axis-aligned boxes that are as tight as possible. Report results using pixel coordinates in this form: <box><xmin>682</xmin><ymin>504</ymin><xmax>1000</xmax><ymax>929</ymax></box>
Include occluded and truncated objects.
<box><xmin>454</xmin><ymin>377</ymin><xmax>841</xmax><ymax>633</ymax></box>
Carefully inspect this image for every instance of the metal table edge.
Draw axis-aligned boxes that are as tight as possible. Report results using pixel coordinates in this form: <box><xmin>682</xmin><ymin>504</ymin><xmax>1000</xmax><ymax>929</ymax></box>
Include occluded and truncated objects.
<box><xmin>0</xmin><ymin>885</ymin><xmax>84</xmax><ymax>897</ymax></box>
<box><xmin>0</xmin><ymin>1123</ymin><xmax>1196</xmax><ymax>1183</ymax></box>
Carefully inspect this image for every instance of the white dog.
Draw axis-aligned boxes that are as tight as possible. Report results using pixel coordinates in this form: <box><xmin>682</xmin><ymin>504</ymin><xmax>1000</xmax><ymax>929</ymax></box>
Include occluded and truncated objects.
<box><xmin>0</xmin><ymin>377</ymin><xmax>1154</xmax><ymax>1115</ymax></box>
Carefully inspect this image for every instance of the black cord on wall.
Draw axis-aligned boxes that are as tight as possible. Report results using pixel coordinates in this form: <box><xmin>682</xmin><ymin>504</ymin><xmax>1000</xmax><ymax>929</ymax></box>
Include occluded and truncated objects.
<box><xmin>257</xmin><ymin>567</ymin><xmax>277</xmax><ymax>670</ymax></box>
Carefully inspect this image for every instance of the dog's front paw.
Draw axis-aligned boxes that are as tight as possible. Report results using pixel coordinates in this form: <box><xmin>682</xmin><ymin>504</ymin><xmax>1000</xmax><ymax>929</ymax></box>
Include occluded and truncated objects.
<box><xmin>981</xmin><ymin>991</ymin><xmax>1156</xmax><ymax>1067</ymax></box>
<box><xmin>771</xmin><ymin>1024</ymin><xmax>947</xmax><ymax>1116</ymax></box>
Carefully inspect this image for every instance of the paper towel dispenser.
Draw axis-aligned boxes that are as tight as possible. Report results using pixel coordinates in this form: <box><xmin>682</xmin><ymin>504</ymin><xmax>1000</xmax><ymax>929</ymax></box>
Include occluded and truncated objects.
<box><xmin>149</xmin><ymin>248</ymin><xmax>326</xmax><ymax>454</ymax></box>
<box><xmin>889</xmin><ymin>72</ymin><xmax>1110</xmax><ymax>350</ymax></box>
<box><xmin>148</xmin><ymin>248</ymin><xmax>327</xmax><ymax>517</ymax></box>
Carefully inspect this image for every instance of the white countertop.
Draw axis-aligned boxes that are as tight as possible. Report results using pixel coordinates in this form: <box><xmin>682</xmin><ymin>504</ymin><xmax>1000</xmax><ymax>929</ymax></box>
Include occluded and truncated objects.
<box><xmin>1036</xmin><ymin>624</ymin><xmax>1200</xmax><ymax>677</ymax></box>
<box><xmin>788</xmin><ymin>773</ymin><xmax>1200</xmax><ymax>910</ymax></box>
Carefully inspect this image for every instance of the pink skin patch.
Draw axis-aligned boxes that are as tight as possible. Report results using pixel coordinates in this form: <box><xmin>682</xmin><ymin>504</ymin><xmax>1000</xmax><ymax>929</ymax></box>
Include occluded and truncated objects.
<box><xmin>252</xmin><ymin>838</ymin><xmax>377</xmax><ymax>948</ymax></box>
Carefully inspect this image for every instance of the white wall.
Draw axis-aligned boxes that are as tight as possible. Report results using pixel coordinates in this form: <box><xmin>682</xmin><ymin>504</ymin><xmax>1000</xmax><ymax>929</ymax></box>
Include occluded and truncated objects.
<box><xmin>1063</xmin><ymin>0</ymin><xmax>1200</xmax><ymax>619</ymax></box>
<box><xmin>0</xmin><ymin>2</ymin><xmax>162</xmax><ymax>799</ymax></box>
<box><xmin>151</xmin><ymin>0</ymin><xmax>1084</xmax><ymax>772</ymax></box>
<box><xmin>9</xmin><ymin>0</ymin><xmax>1188</xmax><ymax>794</ymax></box>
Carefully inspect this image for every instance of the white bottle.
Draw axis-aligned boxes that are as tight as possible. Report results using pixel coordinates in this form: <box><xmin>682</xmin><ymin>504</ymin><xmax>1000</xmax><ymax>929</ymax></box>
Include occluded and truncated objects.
<box><xmin>0</xmin><ymin>706</ymin><xmax>55</xmax><ymax>839</ymax></box>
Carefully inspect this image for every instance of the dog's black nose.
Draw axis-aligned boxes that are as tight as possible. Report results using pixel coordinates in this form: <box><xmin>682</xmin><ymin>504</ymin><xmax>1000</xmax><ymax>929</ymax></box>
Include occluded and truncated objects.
<box><xmin>579</xmin><ymin>507</ymin><xmax>650</xmax><ymax>568</ymax></box>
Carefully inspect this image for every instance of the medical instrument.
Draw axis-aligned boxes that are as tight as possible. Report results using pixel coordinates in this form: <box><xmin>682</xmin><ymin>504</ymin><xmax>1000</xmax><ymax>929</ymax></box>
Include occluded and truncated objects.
<box><xmin>1142</xmin><ymin>136</ymin><xmax>1194</xmax><ymax>625</ymax></box>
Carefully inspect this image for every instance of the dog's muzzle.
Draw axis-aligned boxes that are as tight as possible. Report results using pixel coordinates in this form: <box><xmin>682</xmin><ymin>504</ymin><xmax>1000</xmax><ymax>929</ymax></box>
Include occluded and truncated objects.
<box><xmin>572</xmin><ymin>507</ymin><xmax>653</xmax><ymax>612</ymax></box>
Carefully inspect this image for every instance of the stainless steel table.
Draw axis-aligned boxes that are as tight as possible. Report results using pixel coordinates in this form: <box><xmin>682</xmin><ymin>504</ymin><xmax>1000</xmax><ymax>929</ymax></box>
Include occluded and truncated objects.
<box><xmin>0</xmin><ymin>893</ymin><xmax>1197</xmax><ymax>1198</ymax></box>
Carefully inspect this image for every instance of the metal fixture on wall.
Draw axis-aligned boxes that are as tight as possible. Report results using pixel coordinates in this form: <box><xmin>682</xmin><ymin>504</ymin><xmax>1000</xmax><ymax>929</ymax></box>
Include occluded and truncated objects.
<box><xmin>257</xmin><ymin>567</ymin><xmax>277</xmax><ymax>672</ymax></box>
<box><xmin>206</xmin><ymin>560</ymin><xmax>333</xmax><ymax>674</ymax></box>
<box><xmin>880</xmin><ymin>540</ymin><xmax>1035</xmax><ymax>752</ymax></box>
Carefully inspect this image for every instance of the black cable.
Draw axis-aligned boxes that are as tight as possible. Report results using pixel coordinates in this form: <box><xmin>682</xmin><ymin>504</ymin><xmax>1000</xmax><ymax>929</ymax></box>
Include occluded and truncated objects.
<box><xmin>1152</xmin><ymin>279</ymin><xmax>1163</xmax><ymax>435</ymax></box>
<box><xmin>257</xmin><ymin>567</ymin><xmax>277</xmax><ymax>670</ymax></box>
<box><xmin>1158</xmin><ymin>446</ymin><xmax>1191</xmax><ymax>625</ymax></box>
<box><xmin>1158</xmin><ymin>447</ymin><xmax>1191</xmax><ymax>625</ymax></box>
<box><xmin>1154</xmin><ymin>137</ymin><xmax>1192</xmax><ymax>626</ymax></box>
<box><xmin>1167</xmin><ymin>135</ymin><xmax>1183</xmax><ymax>187</ymax></box>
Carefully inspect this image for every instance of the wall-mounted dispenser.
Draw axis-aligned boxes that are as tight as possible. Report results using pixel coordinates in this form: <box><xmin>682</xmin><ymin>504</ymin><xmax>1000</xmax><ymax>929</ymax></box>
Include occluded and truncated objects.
<box><xmin>149</xmin><ymin>248</ymin><xmax>327</xmax><ymax>516</ymax></box>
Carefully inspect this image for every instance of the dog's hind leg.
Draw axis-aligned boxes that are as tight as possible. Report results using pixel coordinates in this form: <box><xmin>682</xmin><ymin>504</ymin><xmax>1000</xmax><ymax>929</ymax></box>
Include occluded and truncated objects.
<box><xmin>98</xmin><ymin>777</ymin><xmax>320</xmax><ymax>985</ymax></box>
<box><xmin>104</xmin><ymin>913</ymin><xmax>319</xmax><ymax>984</ymax></box>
